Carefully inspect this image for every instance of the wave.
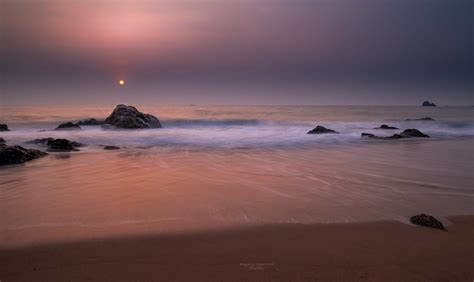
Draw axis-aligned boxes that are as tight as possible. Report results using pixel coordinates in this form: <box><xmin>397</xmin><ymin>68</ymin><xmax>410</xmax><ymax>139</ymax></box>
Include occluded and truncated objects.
<box><xmin>161</xmin><ymin>118</ymin><xmax>264</xmax><ymax>127</ymax></box>
<box><xmin>1</xmin><ymin>118</ymin><xmax>473</xmax><ymax>149</ymax></box>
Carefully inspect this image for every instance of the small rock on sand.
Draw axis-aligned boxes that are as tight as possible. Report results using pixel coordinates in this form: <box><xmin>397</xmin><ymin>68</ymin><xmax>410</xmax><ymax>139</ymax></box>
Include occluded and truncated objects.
<box><xmin>410</xmin><ymin>214</ymin><xmax>445</xmax><ymax>230</ymax></box>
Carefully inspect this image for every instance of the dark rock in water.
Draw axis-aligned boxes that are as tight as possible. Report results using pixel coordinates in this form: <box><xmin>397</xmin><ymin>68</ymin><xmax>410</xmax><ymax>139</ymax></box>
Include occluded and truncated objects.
<box><xmin>374</xmin><ymin>124</ymin><xmax>399</xmax><ymax>130</ymax></box>
<box><xmin>26</xmin><ymin>138</ymin><xmax>55</xmax><ymax>145</ymax></box>
<box><xmin>27</xmin><ymin>138</ymin><xmax>83</xmax><ymax>149</ymax></box>
<box><xmin>0</xmin><ymin>137</ymin><xmax>5</xmax><ymax>144</ymax></box>
<box><xmin>361</xmin><ymin>133</ymin><xmax>375</xmax><ymax>138</ymax></box>
<box><xmin>362</xmin><ymin>129</ymin><xmax>429</xmax><ymax>139</ymax></box>
<box><xmin>410</xmin><ymin>214</ymin><xmax>445</xmax><ymax>230</ymax></box>
<box><xmin>0</xmin><ymin>145</ymin><xmax>47</xmax><ymax>166</ymax></box>
<box><xmin>55</xmin><ymin>122</ymin><xmax>81</xmax><ymax>130</ymax></box>
<box><xmin>75</xmin><ymin>118</ymin><xmax>104</xmax><ymax>126</ymax></box>
<box><xmin>387</xmin><ymin>134</ymin><xmax>404</xmax><ymax>139</ymax></box>
<box><xmin>104</xmin><ymin>145</ymin><xmax>120</xmax><ymax>150</ymax></box>
<box><xmin>103</xmin><ymin>104</ymin><xmax>162</xmax><ymax>129</ymax></box>
<box><xmin>0</xmin><ymin>124</ymin><xmax>10</xmax><ymax>131</ymax></box>
<box><xmin>406</xmin><ymin>117</ymin><xmax>435</xmax><ymax>121</ymax></box>
<box><xmin>307</xmin><ymin>125</ymin><xmax>338</xmax><ymax>134</ymax></box>
<box><xmin>399</xmin><ymin>129</ymin><xmax>430</xmax><ymax>138</ymax></box>
<box><xmin>46</xmin><ymin>139</ymin><xmax>83</xmax><ymax>152</ymax></box>
<box><xmin>422</xmin><ymin>101</ymin><xmax>437</xmax><ymax>107</ymax></box>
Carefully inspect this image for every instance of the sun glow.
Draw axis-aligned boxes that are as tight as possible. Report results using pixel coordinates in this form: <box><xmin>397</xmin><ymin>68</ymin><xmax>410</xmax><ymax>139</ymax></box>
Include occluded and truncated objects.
<box><xmin>119</xmin><ymin>80</ymin><xmax>125</xmax><ymax>86</ymax></box>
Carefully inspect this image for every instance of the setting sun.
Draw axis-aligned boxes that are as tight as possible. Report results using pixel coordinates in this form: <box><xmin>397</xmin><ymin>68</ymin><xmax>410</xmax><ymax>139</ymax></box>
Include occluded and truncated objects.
<box><xmin>119</xmin><ymin>80</ymin><xmax>125</xmax><ymax>86</ymax></box>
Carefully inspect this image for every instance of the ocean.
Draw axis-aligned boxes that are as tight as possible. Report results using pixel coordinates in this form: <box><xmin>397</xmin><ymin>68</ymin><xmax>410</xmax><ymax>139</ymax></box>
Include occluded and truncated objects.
<box><xmin>1</xmin><ymin>105</ymin><xmax>473</xmax><ymax>246</ymax></box>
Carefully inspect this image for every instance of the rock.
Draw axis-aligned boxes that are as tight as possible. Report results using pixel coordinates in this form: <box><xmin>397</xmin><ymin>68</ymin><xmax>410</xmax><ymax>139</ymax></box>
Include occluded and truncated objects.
<box><xmin>307</xmin><ymin>125</ymin><xmax>338</xmax><ymax>134</ymax></box>
<box><xmin>27</xmin><ymin>138</ymin><xmax>83</xmax><ymax>149</ymax></box>
<box><xmin>361</xmin><ymin>129</ymin><xmax>429</xmax><ymax>139</ymax></box>
<box><xmin>406</xmin><ymin>117</ymin><xmax>435</xmax><ymax>121</ymax></box>
<box><xmin>399</xmin><ymin>129</ymin><xmax>430</xmax><ymax>138</ymax></box>
<box><xmin>75</xmin><ymin>118</ymin><xmax>104</xmax><ymax>126</ymax></box>
<box><xmin>0</xmin><ymin>124</ymin><xmax>10</xmax><ymax>131</ymax></box>
<box><xmin>0</xmin><ymin>145</ymin><xmax>47</xmax><ymax>166</ymax></box>
<box><xmin>374</xmin><ymin>124</ymin><xmax>398</xmax><ymax>130</ymax></box>
<box><xmin>387</xmin><ymin>134</ymin><xmax>404</xmax><ymax>139</ymax></box>
<box><xmin>26</xmin><ymin>138</ymin><xmax>55</xmax><ymax>145</ymax></box>
<box><xmin>361</xmin><ymin>133</ymin><xmax>375</xmax><ymax>138</ymax></box>
<box><xmin>410</xmin><ymin>214</ymin><xmax>445</xmax><ymax>230</ymax></box>
<box><xmin>104</xmin><ymin>145</ymin><xmax>120</xmax><ymax>150</ymax></box>
<box><xmin>422</xmin><ymin>101</ymin><xmax>437</xmax><ymax>107</ymax></box>
<box><xmin>55</xmin><ymin>122</ymin><xmax>82</xmax><ymax>130</ymax></box>
<box><xmin>0</xmin><ymin>137</ymin><xmax>5</xmax><ymax>144</ymax></box>
<box><xmin>103</xmin><ymin>104</ymin><xmax>162</xmax><ymax>129</ymax></box>
<box><xmin>46</xmin><ymin>139</ymin><xmax>83</xmax><ymax>152</ymax></box>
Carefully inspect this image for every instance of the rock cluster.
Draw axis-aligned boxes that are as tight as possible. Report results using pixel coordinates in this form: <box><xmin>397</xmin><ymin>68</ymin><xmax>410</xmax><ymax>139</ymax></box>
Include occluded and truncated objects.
<box><xmin>27</xmin><ymin>138</ymin><xmax>83</xmax><ymax>151</ymax></box>
<box><xmin>46</xmin><ymin>139</ymin><xmax>83</xmax><ymax>151</ymax></box>
<box><xmin>103</xmin><ymin>105</ymin><xmax>162</xmax><ymax>129</ymax></box>
<box><xmin>307</xmin><ymin>125</ymin><xmax>338</xmax><ymax>134</ymax></box>
<box><xmin>410</xmin><ymin>214</ymin><xmax>445</xmax><ymax>230</ymax></box>
<box><xmin>361</xmin><ymin>129</ymin><xmax>430</xmax><ymax>139</ymax></box>
<box><xmin>0</xmin><ymin>145</ymin><xmax>47</xmax><ymax>166</ymax></box>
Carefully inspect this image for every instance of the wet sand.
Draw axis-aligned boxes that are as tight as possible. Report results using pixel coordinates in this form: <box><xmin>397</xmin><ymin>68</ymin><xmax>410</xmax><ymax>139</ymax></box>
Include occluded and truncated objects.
<box><xmin>2</xmin><ymin>216</ymin><xmax>473</xmax><ymax>281</ymax></box>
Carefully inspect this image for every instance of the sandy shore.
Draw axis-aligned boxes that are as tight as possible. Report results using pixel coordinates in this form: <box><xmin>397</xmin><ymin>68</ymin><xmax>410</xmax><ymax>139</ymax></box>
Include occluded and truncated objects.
<box><xmin>1</xmin><ymin>216</ymin><xmax>473</xmax><ymax>281</ymax></box>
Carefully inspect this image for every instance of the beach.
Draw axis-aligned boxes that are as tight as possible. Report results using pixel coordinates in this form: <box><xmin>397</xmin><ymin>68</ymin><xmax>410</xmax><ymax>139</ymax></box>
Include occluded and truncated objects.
<box><xmin>1</xmin><ymin>105</ymin><xmax>473</xmax><ymax>280</ymax></box>
<box><xmin>2</xmin><ymin>216</ymin><xmax>473</xmax><ymax>281</ymax></box>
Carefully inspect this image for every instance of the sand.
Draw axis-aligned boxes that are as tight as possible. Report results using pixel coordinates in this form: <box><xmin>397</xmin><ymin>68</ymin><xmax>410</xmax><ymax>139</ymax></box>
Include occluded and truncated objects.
<box><xmin>1</xmin><ymin>216</ymin><xmax>473</xmax><ymax>281</ymax></box>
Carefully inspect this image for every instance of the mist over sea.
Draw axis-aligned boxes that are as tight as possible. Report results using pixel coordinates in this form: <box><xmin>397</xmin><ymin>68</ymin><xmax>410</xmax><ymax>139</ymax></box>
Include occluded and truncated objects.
<box><xmin>1</xmin><ymin>105</ymin><xmax>473</xmax><ymax>246</ymax></box>
<box><xmin>2</xmin><ymin>105</ymin><xmax>473</xmax><ymax>148</ymax></box>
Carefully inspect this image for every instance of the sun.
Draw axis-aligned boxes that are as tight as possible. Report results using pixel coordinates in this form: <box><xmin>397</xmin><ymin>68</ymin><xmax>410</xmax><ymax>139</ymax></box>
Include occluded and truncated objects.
<box><xmin>119</xmin><ymin>80</ymin><xmax>125</xmax><ymax>86</ymax></box>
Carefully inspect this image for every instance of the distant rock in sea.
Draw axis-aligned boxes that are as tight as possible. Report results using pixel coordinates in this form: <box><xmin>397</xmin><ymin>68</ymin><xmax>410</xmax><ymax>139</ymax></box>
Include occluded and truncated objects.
<box><xmin>26</xmin><ymin>137</ymin><xmax>84</xmax><ymax>152</ymax></box>
<box><xmin>0</xmin><ymin>145</ymin><xmax>47</xmax><ymax>166</ymax></box>
<box><xmin>27</xmin><ymin>138</ymin><xmax>83</xmax><ymax>151</ymax></box>
<box><xmin>361</xmin><ymin>128</ymin><xmax>430</xmax><ymax>139</ymax></box>
<box><xmin>406</xmin><ymin>117</ymin><xmax>435</xmax><ymax>121</ymax></box>
<box><xmin>361</xmin><ymin>133</ymin><xmax>375</xmax><ymax>138</ymax></box>
<box><xmin>399</xmin><ymin>129</ymin><xmax>430</xmax><ymax>138</ymax></box>
<box><xmin>55</xmin><ymin>122</ymin><xmax>82</xmax><ymax>130</ymax></box>
<box><xmin>46</xmin><ymin>138</ymin><xmax>83</xmax><ymax>152</ymax></box>
<box><xmin>103</xmin><ymin>145</ymin><xmax>120</xmax><ymax>150</ymax></box>
<box><xmin>102</xmin><ymin>104</ymin><xmax>162</xmax><ymax>129</ymax></box>
<box><xmin>307</xmin><ymin>125</ymin><xmax>339</xmax><ymax>134</ymax></box>
<box><xmin>374</xmin><ymin>124</ymin><xmax>399</xmax><ymax>130</ymax></box>
<box><xmin>0</xmin><ymin>137</ymin><xmax>5</xmax><ymax>144</ymax></box>
<box><xmin>26</xmin><ymin>138</ymin><xmax>55</xmax><ymax>145</ymax></box>
<box><xmin>410</xmin><ymin>214</ymin><xmax>445</xmax><ymax>230</ymax></box>
<box><xmin>75</xmin><ymin>118</ymin><xmax>104</xmax><ymax>126</ymax></box>
<box><xmin>422</xmin><ymin>101</ymin><xmax>437</xmax><ymax>107</ymax></box>
<box><xmin>0</xmin><ymin>124</ymin><xmax>10</xmax><ymax>131</ymax></box>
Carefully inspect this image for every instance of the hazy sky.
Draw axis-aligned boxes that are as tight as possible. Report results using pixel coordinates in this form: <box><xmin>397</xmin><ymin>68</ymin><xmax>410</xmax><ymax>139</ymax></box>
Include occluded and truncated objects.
<box><xmin>1</xmin><ymin>0</ymin><xmax>473</xmax><ymax>105</ymax></box>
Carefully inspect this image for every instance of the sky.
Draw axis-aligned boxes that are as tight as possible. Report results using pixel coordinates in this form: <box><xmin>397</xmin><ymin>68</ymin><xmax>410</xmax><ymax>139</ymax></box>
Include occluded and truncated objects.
<box><xmin>1</xmin><ymin>0</ymin><xmax>473</xmax><ymax>106</ymax></box>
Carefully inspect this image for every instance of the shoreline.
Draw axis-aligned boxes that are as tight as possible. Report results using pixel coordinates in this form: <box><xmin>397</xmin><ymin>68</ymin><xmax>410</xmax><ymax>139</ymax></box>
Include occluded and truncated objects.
<box><xmin>2</xmin><ymin>216</ymin><xmax>473</xmax><ymax>281</ymax></box>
